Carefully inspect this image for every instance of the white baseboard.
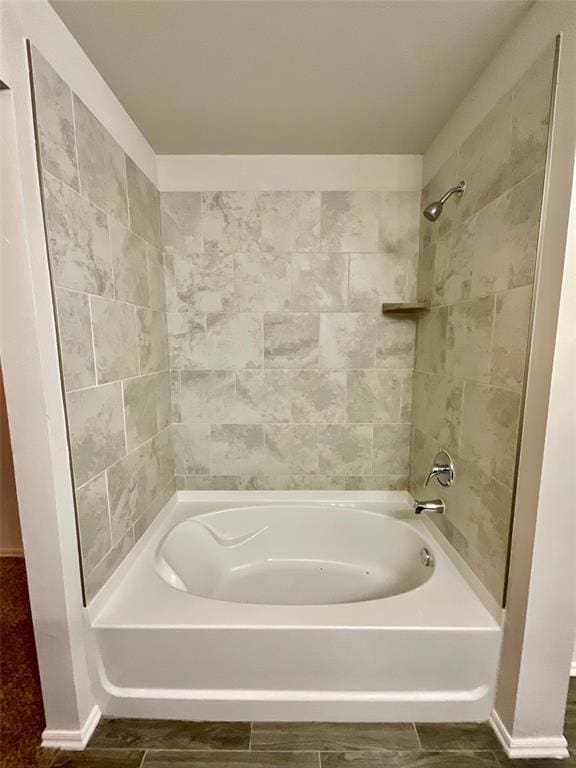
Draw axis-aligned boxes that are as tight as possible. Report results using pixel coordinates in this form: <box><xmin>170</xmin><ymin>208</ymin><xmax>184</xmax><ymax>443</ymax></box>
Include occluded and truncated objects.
<box><xmin>0</xmin><ymin>548</ymin><xmax>24</xmax><ymax>557</ymax></box>
<box><xmin>490</xmin><ymin>709</ymin><xmax>570</xmax><ymax>760</ymax></box>
<box><xmin>41</xmin><ymin>705</ymin><xmax>101</xmax><ymax>751</ymax></box>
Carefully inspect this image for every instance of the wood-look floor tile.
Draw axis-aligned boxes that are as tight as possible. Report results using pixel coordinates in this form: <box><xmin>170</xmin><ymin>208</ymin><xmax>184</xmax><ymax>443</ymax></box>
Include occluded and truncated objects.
<box><xmin>89</xmin><ymin>720</ymin><xmax>250</xmax><ymax>750</ymax></box>
<box><xmin>415</xmin><ymin>723</ymin><xmax>500</xmax><ymax>751</ymax></box>
<box><xmin>251</xmin><ymin>723</ymin><xmax>419</xmax><ymax>751</ymax></box>
<box><xmin>143</xmin><ymin>750</ymin><xmax>320</xmax><ymax>767</ymax></box>
<box><xmin>50</xmin><ymin>749</ymin><xmax>145</xmax><ymax>767</ymax></box>
<box><xmin>321</xmin><ymin>752</ymin><xmax>499</xmax><ymax>767</ymax></box>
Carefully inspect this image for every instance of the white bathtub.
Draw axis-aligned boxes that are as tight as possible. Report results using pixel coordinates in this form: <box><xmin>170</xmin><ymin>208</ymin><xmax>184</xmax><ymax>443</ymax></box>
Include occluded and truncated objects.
<box><xmin>87</xmin><ymin>491</ymin><xmax>502</xmax><ymax>722</ymax></box>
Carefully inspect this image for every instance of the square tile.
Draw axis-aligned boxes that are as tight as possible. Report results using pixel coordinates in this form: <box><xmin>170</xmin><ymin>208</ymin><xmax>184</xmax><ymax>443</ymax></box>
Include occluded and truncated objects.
<box><xmin>55</xmin><ymin>287</ymin><xmax>96</xmax><ymax>391</ymax></box>
<box><xmin>234</xmin><ymin>252</ymin><xmax>290</xmax><ymax>311</ymax></box>
<box><xmin>43</xmin><ymin>172</ymin><xmax>113</xmax><ymax>297</ymax></box>
<box><xmin>318</xmin><ymin>425</ymin><xmax>372</xmax><ymax>475</ymax></box>
<box><xmin>264</xmin><ymin>313</ymin><xmax>319</xmax><ymax>368</ymax></box>
<box><xmin>123</xmin><ymin>375</ymin><xmax>158</xmax><ymax>451</ymax></box>
<box><xmin>30</xmin><ymin>48</ymin><xmax>78</xmax><ymax>190</ymax></box>
<box><xmin>73</xmin><ymin>95</ymin><xmax>128</xmax><ymax>224</ymax></box>
<box><xmin>126</xmin><ymin>156</ymin><xmax>161</xmax><ymax>246</ymax></box>
<box><xmin>291</xmin><ymin>253</ymin><xmax>347</xmax><ymax>311</ymax></box>
<box><xmin>91</xmin><ymin>297</ymin><xmax>139</xmax><ymax>383</ymax></box>
<box><xmin>207</xmin><ymin>313</ymin><xmax>262</xmax><ymax>369</ymax></box>
<box><xmin>319</xmin><ymin>314</ymin><xmax>375</xmax><ymax>369</ymax></box>
<box><xmin>67</xmin><ymin>383</ymin><xmax>125</xmax><ymax>487</ymax></box>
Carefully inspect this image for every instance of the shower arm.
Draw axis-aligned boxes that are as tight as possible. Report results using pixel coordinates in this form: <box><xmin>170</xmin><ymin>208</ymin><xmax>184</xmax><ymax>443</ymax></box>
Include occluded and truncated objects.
<box><xmin>439</xmin><ymin>182</ymin><xmax>466</xmax><ymax>205</ymax></box>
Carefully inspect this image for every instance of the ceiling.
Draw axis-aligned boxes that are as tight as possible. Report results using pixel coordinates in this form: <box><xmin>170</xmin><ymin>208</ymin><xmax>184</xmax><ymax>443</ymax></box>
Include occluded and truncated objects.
<box><xmin>50</xmin><ymin>0</ymin><xmax>532</xmax><ymax>155</ymax></box>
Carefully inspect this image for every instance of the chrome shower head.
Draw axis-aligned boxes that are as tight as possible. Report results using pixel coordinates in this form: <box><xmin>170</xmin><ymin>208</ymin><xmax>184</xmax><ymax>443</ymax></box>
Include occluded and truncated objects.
<box><xmin>423</xmin><ymin>181</ymin><xmax>466</xmax><ymax>222</ymax></box>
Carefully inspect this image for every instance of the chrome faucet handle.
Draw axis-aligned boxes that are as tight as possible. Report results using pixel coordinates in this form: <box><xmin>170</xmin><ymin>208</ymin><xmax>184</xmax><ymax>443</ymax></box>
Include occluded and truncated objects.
<box><xmin>424</xmin><ymin>450</ymin><xmax>455</xmax><ymax>488</ymax></box>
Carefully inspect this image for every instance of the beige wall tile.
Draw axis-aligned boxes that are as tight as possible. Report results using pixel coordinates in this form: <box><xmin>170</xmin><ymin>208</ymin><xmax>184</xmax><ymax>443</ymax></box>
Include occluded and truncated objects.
<box><xmin>109</xmin><ymin>220</ymin><xmax>149</xmax><ymax>307</ymax></box>
<box><xmin>446</xmin><ymin>296</ymin><xmax>495</xmax><ymax>383</ymax></box>
<box><xmin>207</xmin><ymin>313</ymin><xmax>262</xmax><ymax>369</ymax></box>
<box><xmin>373</xmin><ymin>423</ymin><xmax>411</xmax><ymax>475</ymax></box>
<box><xmin>155</xmin><ymin>371</ymin><xmax>172</xmax><ymax>431</ymax></box>
<box><xmin>55</xmin><ymin>287</ymin><xmax>95</xmax><ymax>391</ymax></box>
<box><xmin>73</xmin><ymin>95</ymin><xmax>128</xmax><ymax>225</ymax></box>
<box><xmin>320</xmin><ymin>191</ymin><xmax>379</xmax><ymax>252</ymax></box>
<box><xmin>75</xmin><ymin>473</ymin><xmax>111</xmax><ymax>574</ymax></box>
<box><xmin>234</xmin><ymin>252</ymin><xmax>290</xmax><ymax>311</ymax></box>
<box><xmin>84</xmin><ymin>527</ymin><xmax>134</xmax><ymax>602</ymax></box>
<box><xmin>67</xmin><ymin>383</ymin><xmax>125</xmax><ymax>487</ymax></box>
<box><xmin>43</xmin><ymin>172</ymin><xmax>113</xmax><ymax>297</ymax></box>
<box><xmin>291</xmin><ymin>253</ymin><xmax>347</xmax><ymax>311</ymax></box>
<box><xmin>147</xmin><ymin>245</ymin><xmax>166</xmax><ymax>310</ymax></box>
<box><xmin>30</xmin><ymin>49</ymin><xmax>79</xmax><ymax>190</ymax></box>
<box><xmin>460</xmin><ymin>382</ymin><xmax>521</xmax><ymax>488</ymax></box>
<box><xmin>470</xmin><ymin>171</ymin><xmax>544</xmax><ymax>298</ymax></box>
<box><xmin>458</xmin><ymin>92</ymin><xmax>513</xmax><ymax>221</ymax></box>
<box><xmin>203</xmin><ymin>191</ymin><xmax>320</xmax><ymax>253</ymax></box>
<box><xmin>91</xmin><ymin>297</ymin><xmax>139</xmax><ymax>383</ymax></box>
<box><xmin>318</xmin><ymin>424</ymin><xmax>372</xmax><ymax>475</ymax></box>
<box><xmin>173</xmin><ymin>423</ymin><xmax>210</xmax><ymax>475</ymax></box>
<box><xmin>345</xmin><ymin>475</ymin><xmax>407</xmax><ymax>491</ymax></box>
<box><xmin>319</xmin><ymin>313</ymin><xmax>376</xmax><ymax>369</ymax></box>
<box><xmin>264</xmin><ymin>313</ymin><xmax>319</xmax><ymax>368</ymax></box>
<box><xmin>186</xmin><ymin>475</ymin><xmax>239</xmax><ymax>491</ymax></box>
<box><xmin>377</xmin><ymin>191</ymin><xmax>420</xmax><ymax>257</ymax></box>
<box><xmin>170</xmin><ymin>369</ymin><xmax>182</xmax><ymax>423</ymax></box>
<box><xmin>414</xmin><ymin>307</ymin><xmax>447</xmax><ymax>374</ymax></box>
<box><xmin>123</xmin><ymin>375</ymin><xmax>158</xmax><ymax>451</ymax></box>
<box><xmin>510</xmin><ymin>43</ymin><xmax>555</xmax><ymax>186</ymax></box>
<box><xmin>236</xmin><ymin>370</ymin><xmax>291</xmax><ymax>423</ymax></box>
<box><xmin>211</xmin><ymin>424</ymin><xmax>265</xmax><ymax>475</ymax></box>
<box><xmin>106</xmin><ymin>444</ymin><xmax>148</xmax><ymax>543</ymax></box>
<box><xmin>375</xmin><ymin>317</ymin><xmax>416</xmax><ymax>369</ymax></box>
<box><xmin>347</xmin><ymin>370</ymin><xmax>402</xmax><ymax>424</ymax></box>
<box><xmin>126</xmin><ymin>156</ymin><xmax>161</xmax><ymax>246</ymax></box>
<box><xmin>160</xmin><ymin>192</ymin><xmax>202</xmax><ymax>256</ymax></box>
<box><xmin>177</xmin><ymin>252</ymin><xmax>234</xmax><ymax>312</ymax></box>
<box><xmin>290</xmin><ymin>370</ymin><xmax>346</xmax><ymax>423</ymax></box>
<box><xmin>348</xmin><ymin>252</ymin><xmax>412</xmax><ymax>310</ymax></box>
<box><xmin>181</xmin><ymin>370</ymin><xmax>236</xmax><ymax>423</ymax></box>
<box><xmin>167</xmin><ymin>313</ymin><xmax>206</xmax><ymax>370</ymax></box>
<box><xmin>417</xmin><ymin>242</ymin><xmax>435</xmax><ymax>304</ymax></box>
<box><xmin>491</xmin><ymin>285</ymin><xmax>533</xmax><ymax>391</ymax></box>
<box><xmin>264</xmin><ymin>424</ymin><xmax>318</xmax><ymax>474</ymax></box>
<box><xmin>136</xmin><ymin>308</ymin><xmax>169</xmax><ymax>374</ymax></box>
<box><xmin>433</xmin><ymin>223</ymin><xmax>472</xmax><ymax>307</ymax></box>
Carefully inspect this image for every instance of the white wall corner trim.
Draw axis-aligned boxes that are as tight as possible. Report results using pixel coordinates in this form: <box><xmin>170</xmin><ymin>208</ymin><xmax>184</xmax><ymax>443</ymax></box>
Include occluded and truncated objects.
<box><xmin>490</xmin><ymin>710</ymin><xmax>570</xmax><ymax>760</ymax></box>
<box><xmin>156</xmin><ymin>154</ymin><xmax>423</xmax><ymax>192</ymax></box>
<box><xmin>41</xmin><ymin>705</ymin><xmax>101</xmax><ymax>751</ymax></box>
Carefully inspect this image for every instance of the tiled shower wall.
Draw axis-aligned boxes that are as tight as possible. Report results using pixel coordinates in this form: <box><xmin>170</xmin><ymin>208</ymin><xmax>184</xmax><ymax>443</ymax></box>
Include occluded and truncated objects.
<box><xmin>161</xmin><ymin>190</ymin><xmax>420</xmax><ymax>490</ymax></box>
<box><xmin>31</xmin><ymin>50</ymin><xmax>175</xmax><ymax>600</ymax></box>
<box><xmin>410</xmin><ymin>44</ymin><xmax>555</xmax><ymax>604</ymax></box>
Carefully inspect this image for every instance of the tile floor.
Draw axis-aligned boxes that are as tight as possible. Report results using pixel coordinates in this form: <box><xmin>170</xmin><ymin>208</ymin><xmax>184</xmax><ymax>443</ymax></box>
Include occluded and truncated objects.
<box><xmin>38</xmin><ymin>694</ymin><xmax>575</xmax><ymax>768</ymax></box>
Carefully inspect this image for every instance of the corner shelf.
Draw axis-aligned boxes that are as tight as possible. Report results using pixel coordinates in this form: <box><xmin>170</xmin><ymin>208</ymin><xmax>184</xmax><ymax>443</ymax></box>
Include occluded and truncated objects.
<box><xmin>381</xmin><ymin>301</ymin><xmax>430</xmax><ymax>315</ymax></box>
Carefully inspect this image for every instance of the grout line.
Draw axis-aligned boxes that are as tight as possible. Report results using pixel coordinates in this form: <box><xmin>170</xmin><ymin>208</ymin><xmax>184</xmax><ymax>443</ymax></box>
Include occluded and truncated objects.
<box><xmin>69</xmin><ymin>89</ymin><xmax>81</xmax><ymax>196</ymax></box>
<box><xmin>413</xmin><ymin>722</ymin><xmax>423</xmax><ymax>750</ymax></box>
<box><xmin>318</xmin><ymin>750</ymin><xmax>323</xmax><ymax>768</ymax></box>
<box><xmin>138</xmin><ymin>750</ymin><xmax>147</xmax><ymax>768</ymax></box>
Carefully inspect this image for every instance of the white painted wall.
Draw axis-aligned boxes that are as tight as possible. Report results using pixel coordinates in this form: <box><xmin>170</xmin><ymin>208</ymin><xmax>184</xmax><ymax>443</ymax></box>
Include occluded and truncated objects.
<box><xmin>0</xmin><ymin>0</ymin><xmax>156</xmax><ymax>741</ymax></box>
<box><xmin>156</xmin><ymin>154</ymin><xmax>422</xmax><ymax>191</ymax></box>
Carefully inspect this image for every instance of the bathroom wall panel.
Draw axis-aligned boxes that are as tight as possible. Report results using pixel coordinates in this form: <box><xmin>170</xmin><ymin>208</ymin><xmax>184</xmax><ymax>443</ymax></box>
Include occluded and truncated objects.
<box><xmin>161</xmin><ymin>189</ymin><xmax>420</xmax><ymax>490</ymax></box>
<box><xmin>30</xmin><ymin>49</ymin><xmax>175</xmax><ymax>601</ymax></box>
<box><xmin>411</xmin><ymin>43</ymin><xmax>556</xmax><ymax>605</ymax></box>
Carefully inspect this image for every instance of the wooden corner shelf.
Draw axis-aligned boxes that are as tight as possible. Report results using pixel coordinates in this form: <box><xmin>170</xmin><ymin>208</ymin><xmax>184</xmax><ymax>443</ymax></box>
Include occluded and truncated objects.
<box><xmin>381</xmin><ymin>301</ymin><xmax>431</xmax><ymax>315</ymax></box>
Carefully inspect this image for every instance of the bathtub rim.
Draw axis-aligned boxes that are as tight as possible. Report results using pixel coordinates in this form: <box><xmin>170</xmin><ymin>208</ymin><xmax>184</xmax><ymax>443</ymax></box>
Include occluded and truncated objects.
<box><xmin>87</xmin><ymin>490</ymin><xmax>503</xmax><ymax>625</ymax></box>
